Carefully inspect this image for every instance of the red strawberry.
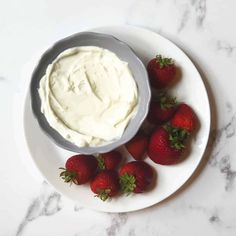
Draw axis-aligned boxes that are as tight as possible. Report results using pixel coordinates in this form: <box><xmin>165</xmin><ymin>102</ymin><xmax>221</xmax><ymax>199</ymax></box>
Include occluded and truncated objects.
<box><xmin>60</xmin><ymin>155</ymin><xmax>98</xmax><ymax>185</ymax></box>
<box><xmin>97</xmin><ymin>151</ymin><xmax>122</xmax><ymax>170</ymax></box>
<box><xmin>147</xmin><ymin>93</ymin><xmax>177</xmax><ymax>124</ymax></box>
<box><xmin>171</xmin><ymin>103</ymin><xmax>197</xmax><ymax>132</ymax></box>
<box><xmin>147</xmin><ymin>55</ymin><xmax>176</xmax><ymax>89</ymax></box>
<box><xmin>90</xmin><ymin>170</ymin><xmax>120</xmax><ymax>201</ymax></box>
<box><xmin>148</xmin><ymin>124</ymin><xmax>188</xmax><ymax>165</ymax></box>
<box><xmin>125</xmin><ymin>134</ymin><xmax>148</xmax><ymax>160</ymax></box>
<box><xmin>119</xmin><ymin>161</ymin><xmax>154</xmax><ymax>193</ymax></box>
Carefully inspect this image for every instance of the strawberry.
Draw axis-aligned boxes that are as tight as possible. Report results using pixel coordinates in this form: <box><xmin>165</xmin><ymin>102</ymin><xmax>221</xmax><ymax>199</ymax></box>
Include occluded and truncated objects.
<box><xmin>60</xmin><ymin>155</ymin><xmax>98</xmax><ymax>185</ymax></box>
<box><xmin>119</xmin><ymin>161</ymin><xmax>154</xmax><ymax>193</ymax></box>
<box><xmin>147</xmin><ymin>54</ymin><xmax>176</xmax><ymax>89</ymax></box>
<box><xmin>125</xmin><ymin>134</ymin><xmax>148</xmax><ymax>160</ymax></box>
<box><xmin>90</xmin><ymin>170</ymin><xmax>120</xmax><ymax>201</ymax></box>
<box><xmin>171</xmin><ymin>103</ymin><xmax>197</xmax><ymax>133</ymax></box>
<box><xmin>147</xmin><ymin>93</ymin><xmax>177</xmax><ymax>124</ymax></box>
<box><xmin>148</xmin><ymin>124</ymin><xmax>189</xmax><ymax>165</ymax></box>
<box><xmin>97</xmin><ymin>151</ymin><xmax>122</xmax><ymax>170</ymax></box>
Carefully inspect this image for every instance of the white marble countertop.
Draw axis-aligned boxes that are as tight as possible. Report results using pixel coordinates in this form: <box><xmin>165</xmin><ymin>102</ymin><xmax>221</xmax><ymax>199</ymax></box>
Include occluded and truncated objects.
<box><xmin>1</xmin><ymin>0</ymin><xmax>236</xmax><ymax>235</ymax></box>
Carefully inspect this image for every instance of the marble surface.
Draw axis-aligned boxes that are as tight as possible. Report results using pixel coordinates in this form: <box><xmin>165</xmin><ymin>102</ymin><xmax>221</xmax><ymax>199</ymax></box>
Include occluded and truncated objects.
<box><xmin>1</xmin><ymin>0</ymin><xmax>236</xmax><ymax>235</ymax></box>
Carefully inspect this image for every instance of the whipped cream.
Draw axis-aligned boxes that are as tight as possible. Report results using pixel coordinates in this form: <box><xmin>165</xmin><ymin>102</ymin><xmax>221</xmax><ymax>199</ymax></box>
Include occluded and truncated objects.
<box><xmin>38</xmin><ymin>46</ymin><xmax>138</xmax><ymax>147</ymax></box>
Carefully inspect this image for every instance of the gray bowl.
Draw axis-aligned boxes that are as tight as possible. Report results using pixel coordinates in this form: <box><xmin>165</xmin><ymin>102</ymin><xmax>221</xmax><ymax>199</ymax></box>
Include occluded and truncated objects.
<box><xmin>30</xmin><ymin>32</ymin><xmax>151</xmax><ymax>154</ymax></box>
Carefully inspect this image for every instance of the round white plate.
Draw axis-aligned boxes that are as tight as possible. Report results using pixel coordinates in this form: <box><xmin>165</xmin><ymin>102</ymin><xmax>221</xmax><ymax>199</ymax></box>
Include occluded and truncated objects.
<box><xmin>22</xmin><ymin>25</ymin><xmax>210</xmax><ymax>212</ymax></box>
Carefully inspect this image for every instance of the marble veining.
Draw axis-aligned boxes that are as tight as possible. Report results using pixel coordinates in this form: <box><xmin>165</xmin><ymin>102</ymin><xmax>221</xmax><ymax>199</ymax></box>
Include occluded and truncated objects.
<box><xmin>74</xmin><ymin>205</ymin><xmax>83</xmax><ymax>212</ymax></box>
<box><xmin>128</xmin><ymin>228</ymin><xmax>136</xmax><ymax>236</ymax></box>
<box><xmin>178</xmin><ymin>7</ymin><xmax>190</xmax><ymax>32</ymax></box>
<box><xmin>186</xmin><ymin>205</ymin><xmax>223</xmax><ymax>227</ymax></box>
<box><xmin>226</xmin><ymin>102</ymin><xmax>233</xmax><ymax>113</ymax></box>
<box><xmin>192</xmin><ymin>0</ymin><xmax>207</xmax><ymax>27</ymax></box>
<box><xmin>177</xmin><ymin>0</ymin><xmax>207</xmax><ymax>31</ymax></box>
<box><xmin>216</xmin><ymin>41</ymin><xmax>236</xmax><ymax>56</ymax></box>
<box><xmin>219</xmin><ymin>155</ymin><xmax>236</xmax><ymax>191</ymax></box>
<box><xmin>209</xmin><ymin>215</ymin><xmax>220</xmax><ymax>224</ymax></box>
<box><xmin>209</xmin><ymin>114</ymin><xmax>235</xmax><ymax>160</ymax></box>
<box><xmin>208</xmin><ymin>110</ymin><xmax>236</xmax><ymax>191</ymax></box>
<box><xmin>225</xmin><ymin>116</ymin><xmax>235</xmax><ymax>138</ymax></box>
<box><xmin>106</xmin><ymin>213</ymin><xmax>128</xmax><ymax>236</ymax></box>
<box><xmin>15</xmin><ymin>182</ymin><xmax>62</xmax><ymax>236</ymax></box>
<box><xmin>188</xmin><ymin>204</ymin><xmax>208</xmax><ymax>213</ymax></box>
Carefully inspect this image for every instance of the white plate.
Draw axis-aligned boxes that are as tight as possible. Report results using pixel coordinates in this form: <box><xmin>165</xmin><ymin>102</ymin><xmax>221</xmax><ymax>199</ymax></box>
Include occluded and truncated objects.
<box><xmin>22</xmin><ymin>25</ymin><xmax>210</xmax><ymax>212</ymax></box>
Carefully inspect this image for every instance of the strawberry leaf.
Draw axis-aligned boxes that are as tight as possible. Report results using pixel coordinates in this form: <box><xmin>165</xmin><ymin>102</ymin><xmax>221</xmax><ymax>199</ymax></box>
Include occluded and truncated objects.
<box><xmin>159</xmin><ymin>93</ymin><xmax>177</xmax><ymax>110</ymax></box>
<box><xmin>164</xmin><ymin>124</ymin><xmax>189</xmax><ymax>150</ymax></box>
<box><xmin>97</xmin><ymin>156</ymin><xmax>105</xmax><ymax>170</ymax></box>
<box><xmin>59</xmin><ymin>167</ymin><xmax>78</xmax><ymax>185</ymax></box>
<box><xmin>119</xmin><ymin>173</ymin><xmax>136</xmax><ymax>195</ymax></box>
<box><xmin>95</xmin><ymin>189</ymin><xmax>111</xmax><ymax>201</ymax></box>
<box><xmin>156</xmin><ymin>54</ymin><xmax>174</xmax><ymax>69</ymax></box>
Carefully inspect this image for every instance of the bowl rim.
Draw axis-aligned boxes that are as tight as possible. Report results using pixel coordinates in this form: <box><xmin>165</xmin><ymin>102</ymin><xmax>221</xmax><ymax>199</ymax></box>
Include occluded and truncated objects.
<box><xmin>30</xmin><ymin>31</ymin><xmax>151</xmax><ymax>154</ymax></box>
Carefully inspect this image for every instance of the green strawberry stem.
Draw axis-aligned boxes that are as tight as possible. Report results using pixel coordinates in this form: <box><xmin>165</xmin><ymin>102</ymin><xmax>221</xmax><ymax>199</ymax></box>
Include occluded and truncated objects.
<box><xmin>119</xmin><ymin>173</ymin><xmax>136</xmax><ymax>195</ymax></box>
<box><xmin>95</xmin><ymin>189</ymin><xmax>111</xmax><ymax>201</ymax></box>
<box><xmin>159</xmin><ymin>93</ymin><xmax>177</xmax><ymax>110</ymax></box>
<box><xmin>59</xmin><ymin>167</ymin><xmax>78</xmax><ymax>185</ymax></box>
<box><xmin>156</xmin><ymin>54</ymin><xmax>174</xmax><ymax>69</ymax></box>
<box><xmin>97</xmin><ymin>155</ymin><xmax>105</xmax><ymax>170</ymax></box>
<box><xmin>164</xmin><ymin>124</ymin><xmax>189</xmax><ymax>150</ymax></box>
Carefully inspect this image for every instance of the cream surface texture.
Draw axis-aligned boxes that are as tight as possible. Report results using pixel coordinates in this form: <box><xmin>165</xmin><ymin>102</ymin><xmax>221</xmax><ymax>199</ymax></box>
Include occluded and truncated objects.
<box><xmin>38</xmin><ymin>46</ymin><xmax>138</xmax><ymax>147</ymax></box>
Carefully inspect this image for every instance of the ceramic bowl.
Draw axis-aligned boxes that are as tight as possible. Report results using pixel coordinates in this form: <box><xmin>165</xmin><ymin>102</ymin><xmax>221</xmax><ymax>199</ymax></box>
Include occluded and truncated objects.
<box><xmin>30</xmin><ymin>32</ymin><xmax>151</xmax><ymax>154</ymax></box>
